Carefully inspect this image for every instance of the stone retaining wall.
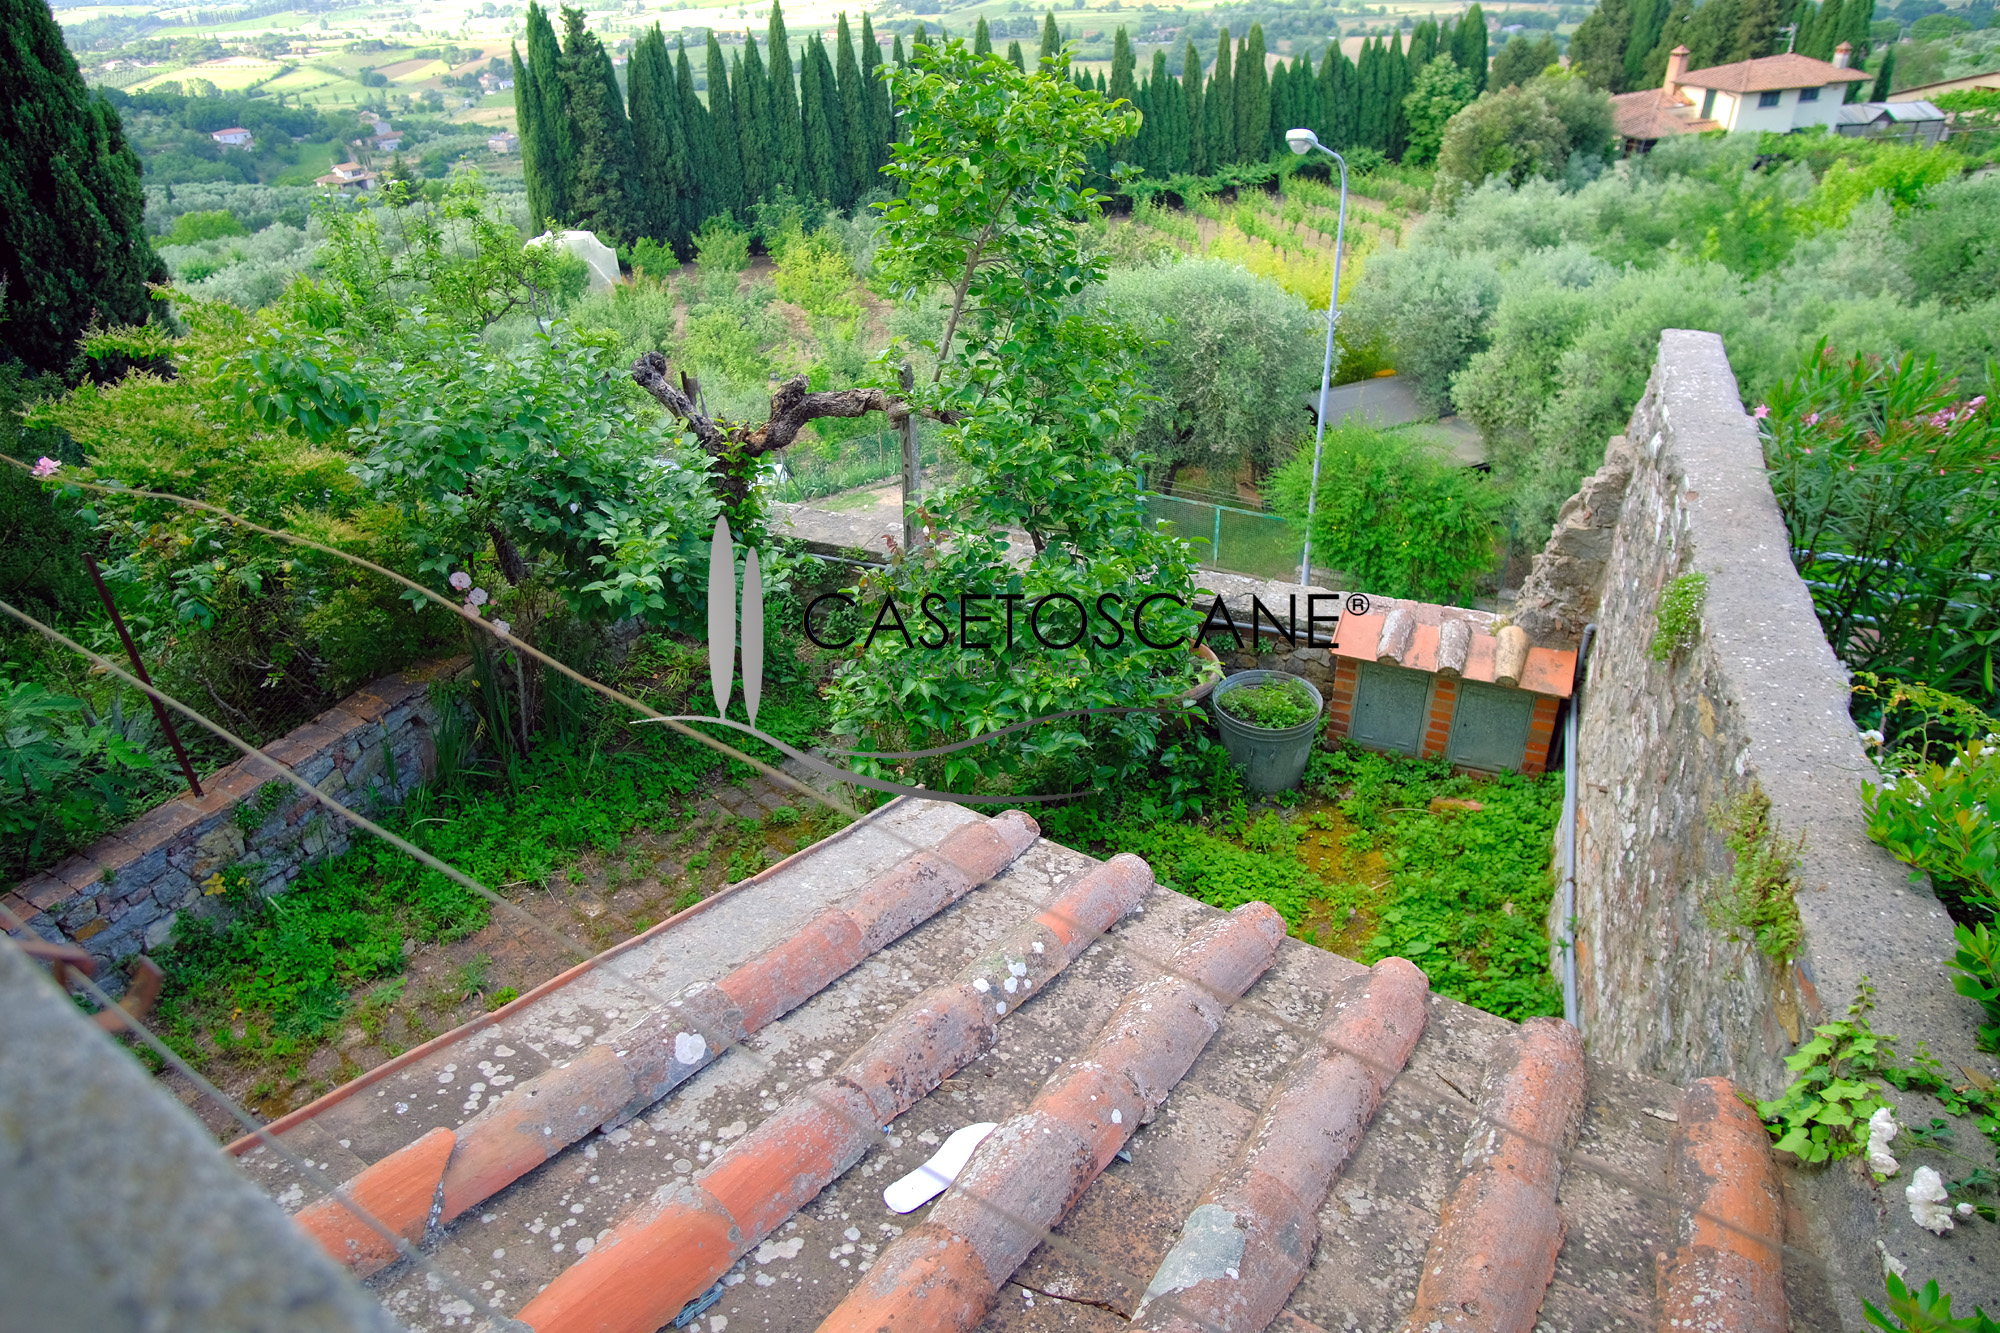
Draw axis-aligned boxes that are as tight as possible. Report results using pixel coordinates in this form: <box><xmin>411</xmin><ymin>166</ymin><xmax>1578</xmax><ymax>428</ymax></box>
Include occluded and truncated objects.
<box><xmin>4</xmin><ymin>663</ymin><xmax>455</xmax><ymax>971</ymax></box>
<box><xmin>1543</xmin><ymin>330</ymin><xmax>1990</xmax><ymax>1322</ymax></box>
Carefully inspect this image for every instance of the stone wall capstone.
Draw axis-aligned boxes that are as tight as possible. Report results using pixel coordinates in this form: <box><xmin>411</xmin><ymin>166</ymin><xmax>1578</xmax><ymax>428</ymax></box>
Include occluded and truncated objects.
<box><xmin>3</xmin><ymin>663</ymin><xmax>454</xmax><ymax>974</ymax></box>
<box><xmin>1545</xmin><ymin>330</ymin><xmax>1990</xmax><ymax>1324</ymax></box>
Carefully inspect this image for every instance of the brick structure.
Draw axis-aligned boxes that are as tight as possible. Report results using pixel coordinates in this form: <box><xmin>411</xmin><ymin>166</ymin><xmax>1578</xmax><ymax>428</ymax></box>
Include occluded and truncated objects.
<box><xmin>1321</xmin><ymin>603</ymin><xmax>1577</xmax><ymax>775</ymax></box>
<box><xmin>4</xmin><ymin>661</ymin><xmax>457</xmax><ymax>973</ymax></box>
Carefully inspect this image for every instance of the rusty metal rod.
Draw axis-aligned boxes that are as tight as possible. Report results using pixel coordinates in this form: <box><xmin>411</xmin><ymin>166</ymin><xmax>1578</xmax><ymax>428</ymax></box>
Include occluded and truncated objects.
<box><xmin>82</xmin><ymin>554</ymin><xmax>203</xmax><ymax>797</ymax></box>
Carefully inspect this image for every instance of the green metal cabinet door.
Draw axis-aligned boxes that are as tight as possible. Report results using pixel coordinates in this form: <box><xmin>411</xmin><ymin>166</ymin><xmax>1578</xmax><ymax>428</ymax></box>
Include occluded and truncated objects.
<box><xmin>1350</xmin><ymin>662</ymin><xmax>1432</xmax><ymax>756</ymax></box>
<box><xmin>1446</xmin><ymin>680</ymin><xmax>1534</xmax><ymax>773</ymax></box>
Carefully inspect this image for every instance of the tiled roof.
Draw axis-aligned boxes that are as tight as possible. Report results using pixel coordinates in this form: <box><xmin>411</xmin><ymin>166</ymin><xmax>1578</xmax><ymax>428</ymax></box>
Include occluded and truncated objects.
<box><xmin>1330</xmin><ymin>601</ymin><xmax>1578</xmax><ymax>696</ymax></box>
<box><xmin>249</xmin><ymin>795</ymin><xmax>1812</xmax><ymax>1331</ymax></box>
<box><xmin>1672</xmin><ymin>52</ymin><xmax>1870</xmax><ymax>93</ymax></box>
<box><xmin>1611</xmin><ymin>87</ymin><xmax>1721</xmax><ymax>140</ymax></box>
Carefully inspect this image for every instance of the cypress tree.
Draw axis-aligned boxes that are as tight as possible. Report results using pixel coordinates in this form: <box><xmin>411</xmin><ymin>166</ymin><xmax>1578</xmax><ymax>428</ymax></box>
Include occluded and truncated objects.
<box><xmin>1463</xmin><ymin>4</ymin><xmax>1490</xmax><ymax>92</ymax></box>
<box><xmin>1871</xmin><ymin>43</ymin><xmax>1894</xmax><ymax>97</ymax></box>
<box><xmin>627</xmin><ymin>27</ymin><xmax>691</xmax><ymax>251</ymax></box>
<box><xmin>1007</xmin><ymin>40</ymin><xmax>1026</xmax><ymax>72</ymax></box>
<box><xmin>1</xmin><ymin>0</ymin><xmax>164</xmax><ymax>375</ymax></box>
<box><xmin>836</xmin><ymin>14</ymin><xmax>873</xmax><ymax>203</ymax></box>
<box><xmin>1109</xmin><ymin>27</ymin><xmax>1137</xmax><ymax>102</ymax></box>
<box><xmin>1207</xmin><ymin>28</ymin><xmax>1235</xmax><ymax>165</ymax></box>
<box><xmin>800</xmin><ymin>34</ymin><xmax>844</xmax><ymax>207</ymax></box>
<box><xmin>1146</xmin><ymin>50</ymin><xmax>1173</xmax><ymax>172</ymax></box>
<box><xmin>1269</xmin><ymin>61</ymin><xmax>1291</xmax><ymax>157</ymax></box>
<box><xmin>520</xmin><ymin>2</ymin><xmax>571</xmax><ymax>228</ymax></box>
<box><xmin>1356</xmin><ymin>38</ymin><xmax>1382</xmax><ymax>150</ymax></box>
<box><xmin>559</xmin><ymin>6</ymin><xmax>640</xmax><ymax>242</ymax></box>
<box><xmin>861</xmin><ymin>14</ymin><xmax>891</xmax><ymax>171</ymax></box>
<box><xmin>1293</xmin><ymin>53</ymin><xmax>1318</xmax><ymax>136</ymax></box>
<box><xmin>673</xmin><ymin>39</ymin><xmax>714</xmax><ymax>231</ymax></box>
<box><xmin>974</xmin><ymin>16</ymin><xmax>992</xmax><ymax>55</ymax></box>
<box><xmin>1810</xmin><ymin>0</ymin><xmax>1845</xmax><ymax>59</ymax></box>
<box><xmin>512</xmin><ymin>43</ymin><xmax>553</xmax><ymax>228</ymax></box>
<box><xmin>1040</xmin><ymin>12</ymin><xmax>1062</xmax><ymax>67</ymax></box>
<box><xmin>1410</xmin><ymin>17</ymin><xmax>1439</xmax><ymax>70</ymax></box>
<box><xmin>1316</xmin><ymin>41</ymin><xmax>1342</xmax><ymax>146</ymax></box>
<box><xmin>1841</xmin><ymin>0</ymin><xmax>1874</xmax><ymax>60</ymax></box>
<box><xmin>1383</xmin><ymin>31</ymin><xmax>1411</xmax><ymax>160</ymax></box>
<box><xmin>1731</xmin><ymin>0</ymin><xmax>1786</xmax><ymax>61</ymax></box>
<box><xmin>1625</xmin><ymin>0</ymin><xmax>1670</xmax><ymax>86</ymax></box>
<box><xmin>736</xmin><ymin>36</ymin><xmax>771</xmax><ymax>211</ymax></box>
<box><xmin>1183</xmin><ymin>38</ymin><xmax>1207</xmax><ymax>173</ymax></box>
<box><xmin>766</xmin><ymin>0</ymin><xmax>805</xmax><ymax>198</ymax></box>
<box><xmin>1236</xmin><ymin>24</ymin><xmax>1270</xmax><ymax>160</ymax></box>
<box><xmin>706</xmin><ymin>33</ymin><xmax>744</xmax><ymax>222</ymax></box>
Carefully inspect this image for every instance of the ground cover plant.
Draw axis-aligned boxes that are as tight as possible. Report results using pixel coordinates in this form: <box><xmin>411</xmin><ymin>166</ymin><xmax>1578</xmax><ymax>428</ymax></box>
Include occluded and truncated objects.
<box><xmin>1042</xmin><ymin>737</ymin><xmax>1565</xmax><ymax>1022</ymax></box>
<box><xmin>1216</xmin><ymin>675</ymin><xmax>1320</xmax><ymax>728</ymax></box>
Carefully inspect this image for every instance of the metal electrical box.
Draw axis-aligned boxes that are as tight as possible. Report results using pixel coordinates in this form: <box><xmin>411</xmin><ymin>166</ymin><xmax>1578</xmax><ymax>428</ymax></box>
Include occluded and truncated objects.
<box><xmin>1349</xmin><ymin>662</ymin><xmax>1432</xmax><ymax>756</ymax></box>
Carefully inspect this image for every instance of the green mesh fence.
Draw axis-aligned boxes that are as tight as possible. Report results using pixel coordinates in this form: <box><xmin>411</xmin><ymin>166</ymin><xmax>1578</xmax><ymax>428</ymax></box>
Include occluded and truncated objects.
<box><xmin>1145</xmin><ymin>494</ymin><xmax>1306</xmax><ymax>581</ymax></box>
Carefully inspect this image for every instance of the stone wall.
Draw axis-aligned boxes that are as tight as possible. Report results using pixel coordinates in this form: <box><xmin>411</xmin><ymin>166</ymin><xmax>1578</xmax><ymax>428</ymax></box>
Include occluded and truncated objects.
<box><xmin>1546</xmin><ymin>331</ymin><xmax>1989</xmax><ymax>1321</ymax></box>
<box><xmin>4</xmin><ymin>664</ymin><xmax>453</xmax><ymax>971</ymax></box>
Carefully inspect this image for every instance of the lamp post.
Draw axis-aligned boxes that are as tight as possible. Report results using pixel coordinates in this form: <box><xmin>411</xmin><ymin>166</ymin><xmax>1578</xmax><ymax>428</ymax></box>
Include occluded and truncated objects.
<box><xmin>1285</xmin><ymin>126</ymin><xmax>1348</xmax><ymax>594</ymax></box>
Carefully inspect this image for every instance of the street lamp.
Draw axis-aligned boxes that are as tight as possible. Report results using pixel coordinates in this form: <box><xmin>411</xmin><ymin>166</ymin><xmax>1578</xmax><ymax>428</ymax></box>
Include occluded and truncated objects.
<box><xmin>1285</xmin><ymin>126</ymin><xmax>1348</xmax><ymax>593</ymax></box>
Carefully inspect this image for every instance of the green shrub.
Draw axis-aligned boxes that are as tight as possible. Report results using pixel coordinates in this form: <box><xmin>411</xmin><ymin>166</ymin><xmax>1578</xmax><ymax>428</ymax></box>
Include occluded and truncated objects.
<box><xmin>1265</xmin><ymin>422</ymin><xmax>1500</xmax><ymax>604</ymax></box>
<box><xmin>164</xmin><ymin>209</ymin><xmax>247</xmax><ymax>246</ymax></box>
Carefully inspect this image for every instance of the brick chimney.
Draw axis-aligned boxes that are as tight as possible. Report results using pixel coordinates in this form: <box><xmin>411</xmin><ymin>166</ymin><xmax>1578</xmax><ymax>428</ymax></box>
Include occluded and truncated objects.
<box><xmin>1664</xmin><ymin>44</ymin><xmax>1690</xmax><ymax>100</ymax></box>
<box><xmin>1833</xmin><ymin>40</ymin><xmax>1853</xmax><ymax>68</ymax></box>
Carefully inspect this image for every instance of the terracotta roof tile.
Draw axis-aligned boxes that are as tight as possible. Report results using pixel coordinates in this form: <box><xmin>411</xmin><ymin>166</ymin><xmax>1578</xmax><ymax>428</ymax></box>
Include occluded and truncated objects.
<box><xmin>1660</xmin><ymin>1077</ymin><xmax>1788</xmax><ymax>1333</ymax></box>
<box><xmin>1672</xmin><ymin>52</ymin><xmax>1870</xmax><ymax>93</ymax></box>
<box><xmin>1398</xmin><ymin>1016</ymin><xmax>1587</xmax><ymax>1333</ymax></box>
<box><xmin>513</xmin><ymin>850</ymin><xmax>1154</xmax><ymax>1333</ymax></box>
<box><xmin>815</xmin><ymin>902</ymin><xmax>1287</xmax><ymax>1332</ymax></box>
<box><xmin>291</xmin><ymin>810</ymin><xmax>1039</xmax><ymax>1276</ymax></box>
<box><xmin>1611</xmin><ymin>88</ymin><xmax>1722</xmax><ymax>140</ymax></box>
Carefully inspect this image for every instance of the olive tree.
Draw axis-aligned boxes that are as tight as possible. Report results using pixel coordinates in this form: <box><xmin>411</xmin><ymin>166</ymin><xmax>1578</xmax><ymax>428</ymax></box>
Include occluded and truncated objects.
<box><xmin>1099</xmin><ymin>256</ymin><xmax>1321</xmax><ymax>487</ymax></box>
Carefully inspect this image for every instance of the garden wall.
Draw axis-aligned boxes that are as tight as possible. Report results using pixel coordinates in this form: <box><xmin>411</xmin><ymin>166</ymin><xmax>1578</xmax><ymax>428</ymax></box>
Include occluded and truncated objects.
<box><xmin>3</xmin><ymin>663</ymin><xmax>454</xmax><ymax>973</ymax></box>
<box><xmin>1545</xmin><ymin>330</ymin><xmax>1990</xmax><ymax>1320</ymax></box>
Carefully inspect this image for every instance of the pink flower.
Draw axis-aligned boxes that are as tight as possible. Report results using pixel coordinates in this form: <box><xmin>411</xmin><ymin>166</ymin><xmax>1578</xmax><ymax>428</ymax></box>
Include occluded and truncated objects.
<box><xmin>491</xmin><ymin>620</ymin><xmax>511</xmax><ymax>637</ymax></box>
<box><xmin>467</xmin><ymin>587</ymin><xmax>489</xmax><ymax>607</ymax></box>
<box><xmin>1805</xmin><ymin>412</ymin><xmax>1821</xmax><ymax>426</ymax></box>
<box><xmin>1971</xmin><ymin>396</ymin><xmax>1988</xmax><ymax>411</ymax></box>
<box><xmin>448</xmin><ymin>571</ymin><xmax>472</xmax><ymax>592</ymax></box>
<box><xmin>30</xmin><ymin>457</ymin><xmax>60</xmax><ymax>478</ymax></box>
<box><xmin>463</xmin><ymin>599</ymin><xmax>483</xmax><ymax>617</ymax></box>
<box><xmin>1754</xmin><ymin>404</ymin><xmax>1770</xmax><ymax>419</ymax></box>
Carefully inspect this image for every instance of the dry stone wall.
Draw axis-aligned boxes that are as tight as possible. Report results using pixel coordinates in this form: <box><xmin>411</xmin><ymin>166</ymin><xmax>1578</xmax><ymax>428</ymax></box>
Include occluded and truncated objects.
<box><xmin>4</xmin><ymin>664</ymin><xmax>453</xmax><ymax>972</ymax></box>
<box><xmin>1548</xmin><ymin>331</ymin><xmax>1991</xmax><ymax>1322</ymax></box>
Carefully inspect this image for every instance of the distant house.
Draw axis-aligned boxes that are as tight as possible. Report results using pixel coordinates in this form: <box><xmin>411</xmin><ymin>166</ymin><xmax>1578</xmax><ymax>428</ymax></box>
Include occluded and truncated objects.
<box><xmin>210</xmin><ymin>127</ymin><xmax>254</xmax><ymax>148</ymax></box>
<box><xmin>1611</xmin><ymin>43</ymin><xmax>1871</xmax><ymax>151</ymax></box>
<box><xmin>477</xmin><ymin>70</ymin><xmax>515</xmax><ymax>92</ymax></box>
<box><xmin>313</xmin><ymin>161</ymin><xmax>378</xmax><ymax>192</ymax></box>
<box><xmin>367</xmin><ymin>132</ymin><xmax>403</xmax><ymax>153</ymax></box>
<box><xmin>487</xmin><ymin>131</ymin><xmax>519</xmax><ymax>154</ymax></box>
<box><xmin>1835</xmin><ymin>99</ymin><xmax>1949</xmax><ymax>143</ymax></box>
<box><xmin>1886</xmin><ymin>67</ymin><xmax>2000</xmax><ymax>101</ymax></box>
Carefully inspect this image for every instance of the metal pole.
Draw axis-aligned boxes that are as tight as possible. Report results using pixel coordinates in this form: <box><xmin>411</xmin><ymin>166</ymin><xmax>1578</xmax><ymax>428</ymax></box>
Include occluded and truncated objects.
<box><xmin>1212</xmin><ymin>503</ymin><xmax>1222</xmax><ymax>568</ymax></box>
<box><xmin>1298</xmin><ymin>142</ymin><xmax>1348</xmax><ymax>589</ymax></box>
<box><xmin>82</xmin><ymin>554</ymin><xmax>203</xmax><ymax>797</ymax></box>
<box><xmin>898</xmin><ymin>362</ymin><xmax>921</xmax><ymax>555</ymax></box>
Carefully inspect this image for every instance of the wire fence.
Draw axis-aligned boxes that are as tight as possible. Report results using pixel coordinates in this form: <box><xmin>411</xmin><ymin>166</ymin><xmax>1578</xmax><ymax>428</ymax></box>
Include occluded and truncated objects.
<box><xmin>1144</xmin><ymin>492</ymin><xmax>1306</xmax><ymax>582</ymax></box>
<box><xmin>0</xmin><ymin>457</ymin><xmax>1862</xmax><ymax>1333</ymax></box>
<box><xmin>767</xmin><ymin>419</ymin><xmax>957</xmax><ymax>506</ymax></box>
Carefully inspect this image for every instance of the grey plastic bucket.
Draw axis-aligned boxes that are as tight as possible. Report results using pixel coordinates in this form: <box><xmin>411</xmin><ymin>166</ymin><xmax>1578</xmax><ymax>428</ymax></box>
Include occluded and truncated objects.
<box><xmin>1210</xmin><ymin>669</ymin><xmax>1325</xmax><ymax>795</ymax></box>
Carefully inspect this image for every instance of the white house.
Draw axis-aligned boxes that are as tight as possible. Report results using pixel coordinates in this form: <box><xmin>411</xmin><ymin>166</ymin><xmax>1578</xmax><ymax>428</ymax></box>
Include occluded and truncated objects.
<box><xmin>487</xmin><ymin>131</ymin><xmax>519</xmax><ymax>153</ymax></box>
<box><xmin>210</xmin><ymin>127</ymin><xmax>253</xmax><ymax>148</ymax></box>
<box><xmin>1612</xmin><ymin>43</ymin><xmax>1872</xmax><ymax>150</ymax></box>
<box><xmin>313</xmin><ymin>161</ymin><xmax>378</xmax><ymax>192</ymax></box>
